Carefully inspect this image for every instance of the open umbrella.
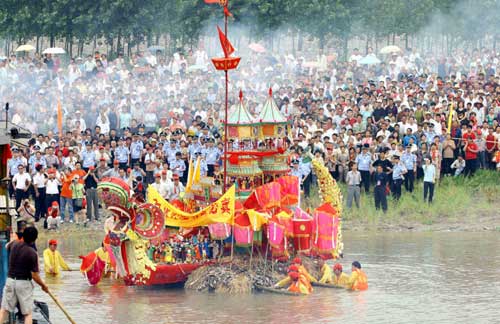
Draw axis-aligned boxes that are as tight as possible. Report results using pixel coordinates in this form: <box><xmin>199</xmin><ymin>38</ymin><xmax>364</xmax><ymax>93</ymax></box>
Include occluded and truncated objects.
<box><xmin>359</xmin><ymin>56</ymin><xmax>381</xmax><ymax>65</ymax></box>
<box><xmin>42</xmin><ymin>47</ymin><xmax>66</xmax><ymax>55</ymax></box>
<box><xmin>15</xmin><ymin>44</ymin><xmax>35</xmax><ymax>52</ymax></box>
<box><xmin>248</xmin><ymin>43</ymin><xmax>266</xmax><ymax>53</ymax></box>
<box><xmin>380</xmin><ymin>45</ymin><xmax>401</xmax><ymax>54</ymax></box>
<box><xmin>187</xmin><ymin>64</ymin><xmax>207</xmax><ymax>72</ymax></box>
<box><xmin>148</xmin><ymin>46</ymin><xmax>165</xmax><ymax>53</ymax></box>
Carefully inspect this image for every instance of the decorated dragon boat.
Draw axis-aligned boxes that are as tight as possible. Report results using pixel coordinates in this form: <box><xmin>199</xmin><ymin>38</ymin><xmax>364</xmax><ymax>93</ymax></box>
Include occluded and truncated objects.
<box><xmin>79</xmin><ymin>1</ymin><xmax>342</xmax><ymax>288</ymax></box>
<box><xmin>79</xmin><ymin>89</ymin><xmax>343</xmax><ymax>288</ymax></box>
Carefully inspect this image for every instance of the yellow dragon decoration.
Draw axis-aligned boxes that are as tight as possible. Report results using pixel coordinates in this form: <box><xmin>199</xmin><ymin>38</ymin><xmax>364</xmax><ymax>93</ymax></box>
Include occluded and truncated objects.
<box><xmin>312</xmin><ymin>159</ymin><xmax>344</xmax><ymax>258</ymax></box>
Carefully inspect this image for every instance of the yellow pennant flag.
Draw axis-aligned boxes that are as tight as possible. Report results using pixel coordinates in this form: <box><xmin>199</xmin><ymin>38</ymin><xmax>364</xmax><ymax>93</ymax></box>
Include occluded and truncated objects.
<box><xmin>185</xmin><ymin>159</ymin><xmax>195</xmax><ymax>193</ymax></box>
<box><xmin>193</xmin><ymin>157</ymin><xmax>201</xmax><ymax>184</ymax></box>
<box><xmin>246</xmin><ymin>209</ymin><xmax>269</xmax><ymax>231</ymax></box>
<box><xmin>447</xmin><ymin>103</ymin><xmax>454</xmax><ymax>134</ymax></box>
<box><xmin>147</xmin><ymin>185</ymin><xmax>235</xmax><ymax>227</ymax></box>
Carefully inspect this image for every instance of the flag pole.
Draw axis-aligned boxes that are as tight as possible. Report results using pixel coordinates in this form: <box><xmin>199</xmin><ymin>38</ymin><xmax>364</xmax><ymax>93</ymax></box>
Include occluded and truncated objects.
<box><xmin>223</xmin><ymin>12</ymin><xmax>228</xmax><ymax>191</ymax></box>
<box><xmin>223</xmin><ymin>2</ymin><xmax>235</xmax><ymax>267</ymax></box>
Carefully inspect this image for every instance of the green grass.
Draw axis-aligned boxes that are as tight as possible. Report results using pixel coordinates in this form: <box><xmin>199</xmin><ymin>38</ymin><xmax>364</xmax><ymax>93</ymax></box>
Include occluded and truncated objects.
<box><xmin>304</xmin><ymin>170</ymin><xmax>500</xmax><ymax>228</ymax></box>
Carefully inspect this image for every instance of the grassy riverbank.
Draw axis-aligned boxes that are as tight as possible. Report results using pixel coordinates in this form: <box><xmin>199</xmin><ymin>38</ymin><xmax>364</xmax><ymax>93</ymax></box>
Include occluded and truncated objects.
<box><xmin>319</xmin><ymin>170</ymin><xmax>500</xmax><ymax>232</ymax></box>
<box><xmin>38</xmin><ymin>171</ymin><xmax>500</xmax><ymax>245</ymax></box>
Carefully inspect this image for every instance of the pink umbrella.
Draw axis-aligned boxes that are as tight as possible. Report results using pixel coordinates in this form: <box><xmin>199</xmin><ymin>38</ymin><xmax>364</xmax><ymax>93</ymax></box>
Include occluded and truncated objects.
<box><xmin>248</xmin><ymin>43</ymin><xmax>266</xmax><ymax>53</ymax></box>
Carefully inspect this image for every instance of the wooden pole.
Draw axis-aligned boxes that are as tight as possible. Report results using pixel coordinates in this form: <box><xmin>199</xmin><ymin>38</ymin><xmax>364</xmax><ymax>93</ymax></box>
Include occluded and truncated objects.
<box><xmin>249</xmin><ymin>239</ymin><xmax>254</xmax><ymax>271</ymax></box>
<box><xmin>263</xmin><ymin>241</ymin><xmax>269</xmax><ymax>276</ymax></box>
<box><xmin>48</xmin><ymin>291</ymin><xmax>77</xmax><ymax>324</ymax></box>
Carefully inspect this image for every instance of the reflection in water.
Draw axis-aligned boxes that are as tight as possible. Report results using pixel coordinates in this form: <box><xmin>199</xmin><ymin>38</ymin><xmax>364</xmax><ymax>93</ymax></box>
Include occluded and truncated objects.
<box><xmin>35</xmin><ymin>232</ymin><xmax>500</xmax><ymax>324</ymax></box>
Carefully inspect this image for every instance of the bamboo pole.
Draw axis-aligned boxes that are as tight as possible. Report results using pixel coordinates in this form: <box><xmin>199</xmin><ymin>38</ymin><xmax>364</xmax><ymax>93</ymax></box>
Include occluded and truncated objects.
<box><xmin>48</xmin><ymin>291</ymin><xmax>77</xmax><ymax>324</ymax></box>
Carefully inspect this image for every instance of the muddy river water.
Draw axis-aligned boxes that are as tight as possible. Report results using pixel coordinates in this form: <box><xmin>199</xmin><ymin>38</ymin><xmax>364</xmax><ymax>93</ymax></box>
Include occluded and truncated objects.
<box><xmin>35</xmin><ymin>231</ymin><xmax>500</xmax><ymax>324</ymax></box>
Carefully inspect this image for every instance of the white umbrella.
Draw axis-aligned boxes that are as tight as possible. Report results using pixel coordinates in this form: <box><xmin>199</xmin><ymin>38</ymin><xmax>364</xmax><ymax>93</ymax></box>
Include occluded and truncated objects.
<box><xmin>359</xmin><ymin>56</ymin><xmax>381</xmax><ymax>65</ymax></box>
<box><xmin>380</xmin><ymin>45</ymin><xmax>401</xmax><ymax>54</ymax></box>
<box><xmin>42</xmin><ymin>47</ymin><xmax>66</xmax><ymax>55</ymax></box>
<box><xmin>15</xmin><ymin>44</ymin><xmax>35</xmax><ymax>52</ymax></box>
<box><xmin>187</xmin><ymin>64</ymin><xmax>207</xmax><ymax>72</ymax></box>
<box><xmin>248</xmin><ymin>43</ymin><xmax>266</xmax><ymax>53</ymax></box>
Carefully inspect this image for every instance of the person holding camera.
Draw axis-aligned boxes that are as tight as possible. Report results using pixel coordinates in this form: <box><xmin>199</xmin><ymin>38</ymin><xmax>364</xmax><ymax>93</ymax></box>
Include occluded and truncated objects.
<box><xmin>17</xmin><ymin>199</ymin><xmax>35</xmax><ymax>225</ymax></box>
<box><xmin>83</xmin><ymin>166</ymin><xmax>99</xmax><ymax>222</ymax></box>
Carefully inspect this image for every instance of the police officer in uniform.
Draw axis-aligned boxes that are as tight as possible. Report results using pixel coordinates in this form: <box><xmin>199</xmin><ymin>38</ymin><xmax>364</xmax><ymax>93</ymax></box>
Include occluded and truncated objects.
<box><xmin>165</xmin><ymin>139</ymin><xmax>179</xmax><ymax>165</ymax></box>
<box><xmin>204</xmin><ymin>138</ymin><xmax>221</xmax><ymax>177</ymax></box>
<box><xmin>401</xmin><ymin>145</ymin><xmax>417</xmax><ymax>192</ymax></box>
<box><xmin>391</xmin><ymin>155</ymin><xmax>407</xmax><ymax>200</ymax></box>
<box><xmin>114</xmin><ymin>138</ymin><xmax>130</xmax><ymax>169</ymax></box>
<box><xmin>355</xmin><ymin>144</ymin><xmax>373</xmax><ymax>194</ymax></box>
<box><xmin>130</xmin><ymin>133</ymin><xmax>144</xmax><ymax>166</ymax></box>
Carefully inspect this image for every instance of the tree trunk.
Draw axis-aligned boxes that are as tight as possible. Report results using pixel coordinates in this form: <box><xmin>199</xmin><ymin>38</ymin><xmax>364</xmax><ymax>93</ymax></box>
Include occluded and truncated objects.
<box><xmin>127</xmin><ymin>35</ymin><xmax>132</xmax><ymax>57</ymax></box>
<box><xmin>147</xmin><ymin>30</ymin><xmax>152</xmax><ymax>47</ymax></box>
<box><xmin>342</xmin><ymin>36</ymin><xmax>349</xmax><ymax>62</ymax></box>
<box><xmin>4</xmin><ymin>37</ymin><xmax>9</xmax><ymax>56</ymax></box>
<box><xmin>298</xmin><ymin>31</ymin><xmax>303</xmax><ymax>52</ymax></box>
<box><xmin>79</xmin><ymin>39</ymin><xmax>84</xmax><ymax>57</ymax></box>
<box><xmin>164</xmin><ymin>34</ymin><xmax>169</xmax><ymax>54</ymax></box>
<box><xmin>317</xmin><ymin>34</ymin><xmax>324</xmax><ymax>51</ymax></box>
<box><xmin>107</xmin><ymin>37</ymin><xmax>113</xmax><ymax>58</ymax></box>
<box><xmin>117</xmin><ymin>30</ymin><xmax>122</xmax><ymax>55</ymax></box>
<box><xmin>69</xmin><ymin>38</ymin><xmax>73</xmax><ymax>58</ymax></box>
<box><xmin>36</xmin><ymin>36</ymin><xmax>40</xmax><ymax>54</ymax></box>
<box><xmin>405</xmin><ymin>33</ymin><xmax>408</xmax><ymax>49</ymax></box>
<box><xmin>50</xmin><ymin>34</ymin><xmax>55</xmax><ymax>47</ymax></box>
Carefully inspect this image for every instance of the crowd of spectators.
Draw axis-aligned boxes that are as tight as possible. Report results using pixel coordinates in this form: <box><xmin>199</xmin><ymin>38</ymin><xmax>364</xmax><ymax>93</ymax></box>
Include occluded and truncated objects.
<box><xmin>3</xmin><ymin>44</ymin><xmax>500</xmax><ymax>222</ymax></box>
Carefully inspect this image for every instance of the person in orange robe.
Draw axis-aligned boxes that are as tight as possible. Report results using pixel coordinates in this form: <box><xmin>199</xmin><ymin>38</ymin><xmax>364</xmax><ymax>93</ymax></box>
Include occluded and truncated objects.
<box><xmin>274</xmin><ymin>265</ymin><xmax>313</xmax><ymax>295</ymax></box>
<box><xmin>347</xmin><ymin>261</ymin><xmax>368</xmax><ymax>291</ymax></box>
<box><xmin>292</xmin><ymin>257</ymin><xmax>318</xmax><ymax>283</ymax></box>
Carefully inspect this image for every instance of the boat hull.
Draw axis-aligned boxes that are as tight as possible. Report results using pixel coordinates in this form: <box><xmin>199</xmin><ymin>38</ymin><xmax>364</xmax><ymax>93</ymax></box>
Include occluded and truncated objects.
<box><xmin>128</xmin><ymin>263</ymin><xmax>202</xmax><ymax>286</ymax></box>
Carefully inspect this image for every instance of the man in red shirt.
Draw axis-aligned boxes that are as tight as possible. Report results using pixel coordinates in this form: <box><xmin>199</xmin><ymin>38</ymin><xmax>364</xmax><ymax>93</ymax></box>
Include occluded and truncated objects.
<box><xmin>464</xmin><ymin>138</ymin><xmax>479</xmax><ymax>176</ymax></box>
<box><xmin>462</xmin><ymin>124</ymin><xmax>476</xmax><ymax>142</ymax></box>
<box><xmin>485</xmin><ymin>127</ymin><xmax>497</xmax><ymax>169</ymax></box>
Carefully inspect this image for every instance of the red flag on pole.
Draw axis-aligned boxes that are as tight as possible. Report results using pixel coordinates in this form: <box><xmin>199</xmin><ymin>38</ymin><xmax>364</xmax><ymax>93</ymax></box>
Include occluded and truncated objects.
<box><xmin>223</xmin><ymin>6</ymin><xmax>233</xmax><ymax>17</ymax></box>
<box><xmin>217</xmin><ymin>25</ymin><xmax>235</xmax><ymax>57</ymax></box>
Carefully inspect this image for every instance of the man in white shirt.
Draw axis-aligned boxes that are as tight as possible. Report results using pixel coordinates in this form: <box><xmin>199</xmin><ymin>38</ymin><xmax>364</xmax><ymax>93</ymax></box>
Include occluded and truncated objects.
<box><xmin>12</xmin><ymin>164</ymin><xmax>31</xmax><ymax>210</ymax></box>
<box><xmin>32</xmin><ymin>164</ymin><xmax>47</xmax><ymax>221</ymax></box>
<box><xmin>167</xmin><ymin>174</ymin><xmax>185</xmax><ymax>201</ymax></box>
<box><xmin>160</xmin><ymin>169</ymin><xmax>173</xmax><ymax>187</ymax></box>
<box><xmin>45</xmin><ymin>168</ymin><xmax>61</xmax><ymax>211</ymax></box>
<box><xmin>376</xmin><ymin>122</ymin><xmax>392</xmax><ymax>142</ymax></box>
<box><xmin>150</xmin><ymin>173</ymin><xmax>169</xmax><ymax>199</ymax></box>
<box><xmin>346</xmin><ymin>163</ymin><xmax>362</xmax><ymax>209</ymax></box>
<box><xmin>72</xmin><ymin>111</ymin><xmax>87</xmax><ymax>132</ymax></box>
<box><xmin>349</xmin><ymin>48</ymin><xmax>363</xmax><ymax>66</ymax></box>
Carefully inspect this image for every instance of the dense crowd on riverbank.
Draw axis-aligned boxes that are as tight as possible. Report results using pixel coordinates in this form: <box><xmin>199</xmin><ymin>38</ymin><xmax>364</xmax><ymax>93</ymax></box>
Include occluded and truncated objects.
<box><xmin>3</xmin><ymin>45</ymin><xmax>500</xmax><ymax>223</ymax></box>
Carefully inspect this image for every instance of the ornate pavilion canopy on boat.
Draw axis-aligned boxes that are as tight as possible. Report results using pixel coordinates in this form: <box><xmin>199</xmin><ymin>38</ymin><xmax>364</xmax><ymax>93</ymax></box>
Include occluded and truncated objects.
<box><xmin>226</xmin><ymin>90</ymin><xmax>259</xmax><ymax>140</ymax></box>
<box><xmin>257</xmin><ymin>88</ymin><xmax>289</xmax><ymax>138</ymax></box>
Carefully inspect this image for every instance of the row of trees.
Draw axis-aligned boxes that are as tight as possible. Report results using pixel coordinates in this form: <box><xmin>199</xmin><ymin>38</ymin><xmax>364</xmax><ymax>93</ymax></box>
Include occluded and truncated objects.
<box><xmin>1</xmin><ymin>0</ymin><xmax>500</xmax><ymax>58</ymax></box>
